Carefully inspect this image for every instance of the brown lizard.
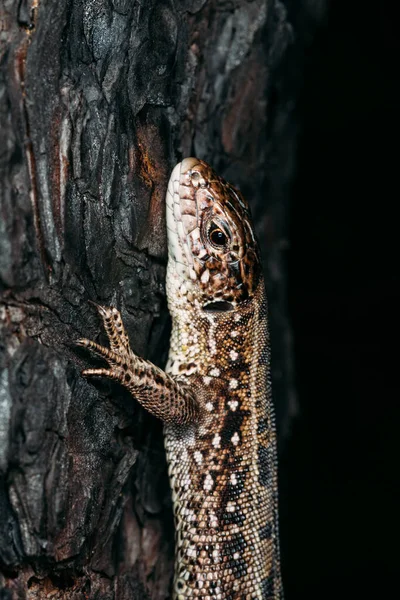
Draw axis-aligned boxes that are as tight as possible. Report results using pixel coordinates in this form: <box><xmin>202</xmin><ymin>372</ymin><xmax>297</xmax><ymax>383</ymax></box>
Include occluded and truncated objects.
<box><xmin>77</xmin><ymin>158</ymin><xmax>284</xmax><ymax>599</ymax></box>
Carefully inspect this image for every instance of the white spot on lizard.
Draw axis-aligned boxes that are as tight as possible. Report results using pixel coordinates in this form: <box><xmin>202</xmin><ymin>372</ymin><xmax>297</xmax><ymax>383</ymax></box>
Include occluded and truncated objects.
<box><xmin>194</xmin><ymin>451</ymin><xmax>203</xmax><ymax>465</ymax></box>
<box><xmin>200</xmin><ymin>269</ymin><xmax>210</xmax><ymax>284</ymax></box>
<box><xmin>231</xmin><ymin>432</ymin><xmax>240</xmax><ymax>446</ymax></box>
<box><xmin>212</xmin><ymin>433</ymin><xmax>221</xmax><ymax>448</ymax></box>
<box><xmin>203</xmin><ymin>473</ymin><xmax>214</xmax><ymax>491</ymax></box>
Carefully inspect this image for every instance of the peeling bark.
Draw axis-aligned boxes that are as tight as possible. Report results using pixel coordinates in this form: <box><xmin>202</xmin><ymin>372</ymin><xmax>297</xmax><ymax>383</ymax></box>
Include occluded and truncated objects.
<box><xmin>0</xmin><ymin>0</ymin><xmax>321</xmax><ymax>598</ymax></box>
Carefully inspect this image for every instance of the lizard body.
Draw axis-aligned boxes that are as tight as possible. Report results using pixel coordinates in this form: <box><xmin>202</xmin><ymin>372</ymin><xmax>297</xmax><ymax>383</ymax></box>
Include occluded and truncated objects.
<box><xmin>78</xmin><ymin>158</ymin><xmax>284</xmax><ymax>599</ymax></box>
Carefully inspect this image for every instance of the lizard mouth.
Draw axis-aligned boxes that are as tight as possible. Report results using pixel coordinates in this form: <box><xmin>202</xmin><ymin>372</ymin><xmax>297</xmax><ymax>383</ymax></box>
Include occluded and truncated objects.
<box><xmin>166</xmin><ymin>157</ymin><xmax>200</xmax><ymax>277</ymax></box>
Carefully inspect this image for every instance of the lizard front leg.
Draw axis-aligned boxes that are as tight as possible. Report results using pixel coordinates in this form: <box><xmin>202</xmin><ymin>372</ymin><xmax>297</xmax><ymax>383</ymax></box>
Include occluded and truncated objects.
<box><xmin>77</xmin><ymin>304</ymin><xmax>199</xmax><ymax>425</ymax></box>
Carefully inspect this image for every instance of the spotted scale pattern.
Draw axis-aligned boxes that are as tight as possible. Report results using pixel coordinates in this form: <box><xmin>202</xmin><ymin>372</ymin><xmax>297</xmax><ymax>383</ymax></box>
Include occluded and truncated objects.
<box><xmin>79</xmin><ymin>159</ymin><xmax>284</xmax><ymax>599</ymax></box>
<box><xmin>165</xmin><ymin>280</ymin><xmax>282</xmax><ymax>600</ymax></box>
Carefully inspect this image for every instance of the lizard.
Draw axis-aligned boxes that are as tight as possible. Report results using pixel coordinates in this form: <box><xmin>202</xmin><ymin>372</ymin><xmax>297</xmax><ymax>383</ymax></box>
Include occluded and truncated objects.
<box><xmin>77</xmin><ymin>158</ymin><xmax>284</xmax><ymax>600</ymax></box>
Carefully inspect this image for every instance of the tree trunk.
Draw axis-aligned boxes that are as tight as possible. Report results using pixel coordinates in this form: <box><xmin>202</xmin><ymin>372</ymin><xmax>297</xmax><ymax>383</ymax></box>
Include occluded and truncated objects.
<box><xmin>0</xmin><ymin>0</ymin><xmax>320</xmax><ymax>598</ymax></box>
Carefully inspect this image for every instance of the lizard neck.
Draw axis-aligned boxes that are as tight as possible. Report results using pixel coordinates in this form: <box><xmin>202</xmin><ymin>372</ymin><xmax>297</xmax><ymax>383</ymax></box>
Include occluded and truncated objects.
<box><xmin>166</xmin><ymin>265</ymin><xmax>269</xmax><ymax>384</ymax></box>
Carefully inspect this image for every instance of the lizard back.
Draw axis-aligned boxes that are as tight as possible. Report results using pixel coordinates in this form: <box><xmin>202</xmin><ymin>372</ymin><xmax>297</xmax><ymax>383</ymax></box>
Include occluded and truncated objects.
<box><xmin>164</xmin><ymin>159</ymin><xmax>283</xmax><ymax>600</ymax></box>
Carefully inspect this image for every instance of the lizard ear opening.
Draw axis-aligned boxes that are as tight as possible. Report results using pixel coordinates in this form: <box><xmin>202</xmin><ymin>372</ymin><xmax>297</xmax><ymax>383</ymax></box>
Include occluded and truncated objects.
<box><xmin>202</xmin><ymin>301</ymin><xmax>234</xmax><ymax>312</ymax></box>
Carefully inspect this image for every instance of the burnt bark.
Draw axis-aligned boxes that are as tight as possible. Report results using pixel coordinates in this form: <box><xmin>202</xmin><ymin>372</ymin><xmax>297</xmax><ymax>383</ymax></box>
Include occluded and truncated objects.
<box><xmin>0</xmin><ymin>1</ymin><xmax>322</xmax><ymax>598</ymax></box>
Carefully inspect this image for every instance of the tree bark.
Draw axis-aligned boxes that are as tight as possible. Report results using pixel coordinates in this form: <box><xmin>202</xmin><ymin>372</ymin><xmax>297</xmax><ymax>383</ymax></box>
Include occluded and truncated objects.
<box><xmin>0</xmin><ymin>0</ymin><xmax>317</xmax><ymax>598</ymax></box>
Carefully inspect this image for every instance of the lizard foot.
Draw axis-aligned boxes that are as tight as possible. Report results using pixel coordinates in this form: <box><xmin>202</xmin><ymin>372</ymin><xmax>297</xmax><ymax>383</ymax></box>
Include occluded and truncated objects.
<box><xmin>78</xmin><ymin>303</ymin><xmax>198</xmax><ymax>424</ymax></box>
<box><xmin>77</xmin><ymin>305</ymin><xmax>134</xmax><ymax>384</ymax></box>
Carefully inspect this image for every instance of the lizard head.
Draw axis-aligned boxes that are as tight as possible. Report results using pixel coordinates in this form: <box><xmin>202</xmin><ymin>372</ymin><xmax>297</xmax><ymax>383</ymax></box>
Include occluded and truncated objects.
<box><xmin>166</xmin><ymin>158</ymin><xmax>262</xmax><ymax>312</ymax></box>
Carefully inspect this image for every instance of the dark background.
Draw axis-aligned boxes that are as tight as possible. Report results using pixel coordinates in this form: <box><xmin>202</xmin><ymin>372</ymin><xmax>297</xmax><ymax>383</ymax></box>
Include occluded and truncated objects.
<box><xmin>282</xmin><ymin>1</ymin><xmax>398</xmax><ymax>598</ymax></box>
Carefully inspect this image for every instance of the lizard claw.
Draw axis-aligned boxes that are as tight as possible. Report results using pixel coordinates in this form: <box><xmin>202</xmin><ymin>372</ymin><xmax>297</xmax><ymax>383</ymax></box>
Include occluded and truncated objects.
<box><xmin>76</xmin><ymin>337</ymin><xmax>119</xmax><ymax>362</ymax></box>
<box><xmin>85</xmin><ymin>302</ymin><xmax>131</xmax><ymax>355</ymax></box>
<box><xmin>87</xmin><ymin>299</ymin><xmax>108</xmax><ymax>316</ymax></box>
<box><xmin>78</xmin><ymin>304</ymin><xmax>134</xmax><ymax>387</ymax></box>
<box><xmin>76</xmin><ymin>337</ymin><xmax>90</xmax><ymax>347</ymax></box>
<box><xmin>82</xmin><ymin>367</ymin><xmax>114</xmax><ymax>378</ymax></box>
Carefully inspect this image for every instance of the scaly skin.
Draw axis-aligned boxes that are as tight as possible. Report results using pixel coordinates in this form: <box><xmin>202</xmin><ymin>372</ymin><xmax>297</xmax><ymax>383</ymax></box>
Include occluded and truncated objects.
<box><xmin>78</xmin><ymin>158</ymin><xmax>284</xmax><ymax>599</ymax></box>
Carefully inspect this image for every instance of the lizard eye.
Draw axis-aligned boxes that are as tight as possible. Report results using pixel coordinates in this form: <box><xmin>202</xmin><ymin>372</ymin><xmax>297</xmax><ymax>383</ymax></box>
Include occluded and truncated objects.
<box><xmin>208</xmin><ymin>222</ymin><xmax>230</xmax><ymax>247</ymax></box>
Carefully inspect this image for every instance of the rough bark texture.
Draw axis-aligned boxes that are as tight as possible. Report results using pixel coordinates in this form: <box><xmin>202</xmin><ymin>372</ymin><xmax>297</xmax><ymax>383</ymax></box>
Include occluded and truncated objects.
<box><xmin>0</xmin><ymin>1</ymin><xmax>323</xmax><ymax>598</ymax></box>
